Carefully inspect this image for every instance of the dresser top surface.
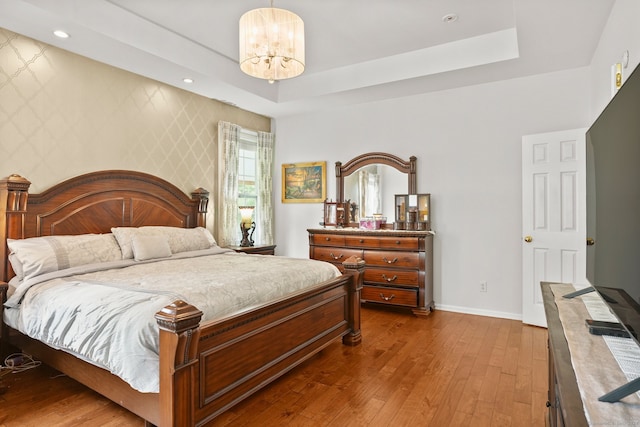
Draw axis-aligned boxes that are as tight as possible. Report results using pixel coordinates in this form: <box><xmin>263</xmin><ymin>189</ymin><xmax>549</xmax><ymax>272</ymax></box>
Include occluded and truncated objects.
<box><xmin>308</xmin><ymin>227</ymin><xmax>434</xmax><ymax>237</ymax></box>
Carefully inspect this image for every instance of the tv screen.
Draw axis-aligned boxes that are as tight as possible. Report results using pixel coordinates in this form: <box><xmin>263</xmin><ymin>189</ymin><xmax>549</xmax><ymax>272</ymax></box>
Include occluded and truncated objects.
<box><xmin>586</xmin><ymin>62</ymin><xmax>640</xmax><ymax>347</ymax></box>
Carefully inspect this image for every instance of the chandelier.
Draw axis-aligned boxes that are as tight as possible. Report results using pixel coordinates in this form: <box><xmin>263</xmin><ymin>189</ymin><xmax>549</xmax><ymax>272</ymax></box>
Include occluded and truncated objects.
<box><xmin>239</xmin><ymin>2</ymin><xmax>305</xmax><ymax>83</ymax></box>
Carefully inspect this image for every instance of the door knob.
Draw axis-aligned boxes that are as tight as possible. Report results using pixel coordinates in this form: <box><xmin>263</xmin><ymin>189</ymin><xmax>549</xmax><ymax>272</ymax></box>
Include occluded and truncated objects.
<box><xmin>587</xmin><ymin>237</ymin><xmax>595</xmax><ymax>246</ymax></box>
<box><xmin>524</xmin><ymin>236</ymin><xmax>533</xmax><ymax>243</ymax></box>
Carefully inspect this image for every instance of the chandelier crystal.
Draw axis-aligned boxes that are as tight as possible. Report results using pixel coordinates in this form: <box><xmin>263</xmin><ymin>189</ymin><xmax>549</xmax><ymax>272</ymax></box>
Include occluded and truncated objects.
<box><xmin>239</xmin><ymin>5</ymin><xmax>305</xmax><ymax>83</ymax></box>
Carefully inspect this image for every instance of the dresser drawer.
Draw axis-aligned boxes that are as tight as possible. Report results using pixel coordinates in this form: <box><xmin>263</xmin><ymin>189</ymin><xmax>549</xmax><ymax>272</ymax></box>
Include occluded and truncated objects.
<box><xmin>311</xmin><ymin>234</ymin><xmax>346</xmax><ymax>246</ymax></box>
<box><xmin>312</xmin><ymin>246</ymin><xmax>362</xmax><ymax>264</ymax></box>
<box><xmin>363</xmin><ymin>250</ymin><xmax>419</xmax><ymax>268</ymax></box>
<box><xmin>362</xmin><ymin>285</ymin><xmax>417</xmax><ymax>307</ymax></box>
<box><xmin>364</xmin><ymin>268</ymin><xmax>419</xmax><ymax>286</ymax></box>
<box><xmin>344</xmin><ymin>235</ymin><xmax>419</xmax><ymax>250</ymax></box>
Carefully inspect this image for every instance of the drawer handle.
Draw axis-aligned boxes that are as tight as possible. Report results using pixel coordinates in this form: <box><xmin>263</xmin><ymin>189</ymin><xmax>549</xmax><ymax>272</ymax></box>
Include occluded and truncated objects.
<box><xmin>329</xmin><ymin>252</ymin><xmax>344</xmax><ymax>260</ymax></box>
<box><xmin>382</xmin><ymin>257</ymin><xmax>398</xmax><ymax>264</ymax></box>
<box><xmin>395</xmin><ymin>240</ymin><xmax>401</xmax><ymax>245</ymax></box>
<box><xmin>359</xmin><ymin>239</ymin><xmax>364</xmax><ymax>243</ymax></box>
<box><xmin>382</xmin><ymin>274</ymin><xmax>398</xmax><ymax>282</ymax></box>
<box><xmin>325</xmin><ymin>237</ymin><xmax>331</xmax><ymax>241</ymax></box>
<box><xmin>379</xmin><ymin>293</ymin><xmax>396</xmax><ymax>301</ymax></box>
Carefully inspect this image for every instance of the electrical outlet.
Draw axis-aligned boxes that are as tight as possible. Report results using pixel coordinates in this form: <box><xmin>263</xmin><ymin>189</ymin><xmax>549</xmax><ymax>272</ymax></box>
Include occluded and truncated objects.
<box><xmin>480</xmin><ymin>281</ymin><xmax>487</xmax><ymax>292</ymax></box>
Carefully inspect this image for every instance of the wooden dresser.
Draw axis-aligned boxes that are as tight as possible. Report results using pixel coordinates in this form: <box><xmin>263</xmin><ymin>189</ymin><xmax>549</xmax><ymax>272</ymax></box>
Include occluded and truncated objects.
<box><xmin>542</xmin><ymin>282</ymin><xmax>640</xmax><ymax>426</ymax></box>
<box><xmin>542</xmin><ymin>283</ymin><xmax>588</xmax><ymax>426</ymax></box>
<box><xmin>308</xmin><ymin>228</ymin><xmax>433</xmax><ymax>315</ymax></box>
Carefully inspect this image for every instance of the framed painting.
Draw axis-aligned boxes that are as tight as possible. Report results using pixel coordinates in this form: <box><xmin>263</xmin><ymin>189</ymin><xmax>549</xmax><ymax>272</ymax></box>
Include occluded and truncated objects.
<box><xmin>282</xmin><ymin>161</ymin><xmax>326</xmax><ymax>203</ymax></box>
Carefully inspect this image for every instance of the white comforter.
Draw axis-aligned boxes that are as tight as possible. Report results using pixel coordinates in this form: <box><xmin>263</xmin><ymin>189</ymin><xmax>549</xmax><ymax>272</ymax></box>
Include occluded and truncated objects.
<box><xmin>3</xmin><ymin>248</ymin><xmax>341</xmax><ymax>393</ymax></box>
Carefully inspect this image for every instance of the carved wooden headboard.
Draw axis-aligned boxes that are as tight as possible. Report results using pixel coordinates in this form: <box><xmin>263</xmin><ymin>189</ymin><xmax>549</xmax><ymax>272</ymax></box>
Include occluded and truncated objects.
<box><xmin>0</xmin><ymin>170</ymin><xmax>209</xmax><ymax>282</ymax></box>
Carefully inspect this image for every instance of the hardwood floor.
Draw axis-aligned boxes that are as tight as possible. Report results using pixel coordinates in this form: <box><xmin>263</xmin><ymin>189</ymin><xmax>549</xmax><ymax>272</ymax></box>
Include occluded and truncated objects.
<box><xmin>0</xmin><ymin>307</ymin><xmax>548</xmax><ymax>426</ymax></box>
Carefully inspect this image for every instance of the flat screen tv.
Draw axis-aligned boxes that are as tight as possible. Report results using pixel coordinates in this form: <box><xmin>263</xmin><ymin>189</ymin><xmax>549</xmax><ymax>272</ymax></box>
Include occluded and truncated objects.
<box><xmin>575</xmin><ymin>61</ymin><xmax>640</xmax><ymax>402</ymax></box>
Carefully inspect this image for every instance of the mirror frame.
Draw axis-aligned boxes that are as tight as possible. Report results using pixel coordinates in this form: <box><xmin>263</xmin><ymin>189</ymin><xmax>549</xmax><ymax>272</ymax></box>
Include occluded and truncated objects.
<box><xmin>336</xmin><ymin>152</ymin><xmax>417</xmax><ymax>225</ymax></box>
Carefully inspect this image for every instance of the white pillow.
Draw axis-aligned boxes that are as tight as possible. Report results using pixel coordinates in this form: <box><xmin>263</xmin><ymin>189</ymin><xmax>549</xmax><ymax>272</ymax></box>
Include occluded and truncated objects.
<box><xmin>8</xmin><ymin>253</ymin><xmax>24</xmax><ymax>281</ymax></box>
<box><xmin>7</xmin><ymin>234</ymin><xmax>123</xmax><ymax>281</ymax></box>
<box><xmin>132</xmin><ymin>235</ymin><xmax>172</xmax><ymax>261</ymax></box>
<box><xmin>111</xmin><ymin>226</ymin><xmax>217</xmax><ymax>259</ymax></box>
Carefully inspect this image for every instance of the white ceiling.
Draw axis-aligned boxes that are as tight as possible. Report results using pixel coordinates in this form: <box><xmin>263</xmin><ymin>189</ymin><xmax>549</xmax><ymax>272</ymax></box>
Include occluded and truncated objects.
<box><xmin>0</xmin><ymin>0</ymin><xmax>615</xmax><ymax>118</ymax></box>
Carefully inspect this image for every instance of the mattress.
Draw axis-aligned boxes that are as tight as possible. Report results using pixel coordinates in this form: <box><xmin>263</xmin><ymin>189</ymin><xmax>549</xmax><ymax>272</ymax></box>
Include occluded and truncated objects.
<box><xmin>3</xmin><ymin>248</ymin><xmax>341</xmax><ymax>392</ymax></box>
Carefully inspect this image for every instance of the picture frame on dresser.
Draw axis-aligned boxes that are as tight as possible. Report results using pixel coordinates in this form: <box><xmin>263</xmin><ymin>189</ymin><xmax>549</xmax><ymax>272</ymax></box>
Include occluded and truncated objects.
<box><xmin>394</xmin><ymin>193</ymin><xmax>430</xmax><ymax>231</ymax></box>
<box><xmin>322</xmin><ymin>199</ymin><xmax>351</xmax><ymax>227</ymax></box>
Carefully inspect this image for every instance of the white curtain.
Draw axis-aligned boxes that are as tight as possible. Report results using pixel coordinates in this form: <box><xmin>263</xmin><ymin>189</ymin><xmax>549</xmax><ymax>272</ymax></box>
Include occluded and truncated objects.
<box><xmin>217</xmin><ymin>121</ymin><xmax>275</xmax><ymax>247</ymax></box>
<box><xmin>256</xmin><ymin>131</ymin><xmax>275</xmax><ymax>245</ymax></box>
<box><xmin>217</xmin><ymin>121</ymin><xmax>241</xmax><ymax>247</ymax></box>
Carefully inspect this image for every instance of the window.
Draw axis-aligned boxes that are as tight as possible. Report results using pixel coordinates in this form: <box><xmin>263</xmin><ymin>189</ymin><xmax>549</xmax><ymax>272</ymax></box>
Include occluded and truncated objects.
<box><xmin>238</xmin><ymin>130</ymin><xmax>258</xmax><ymax>218</ymax></box>
<box><xmin>218</xmin><ymin>121</ymin><xmax>274</xmax><ymax>247</ymax></box>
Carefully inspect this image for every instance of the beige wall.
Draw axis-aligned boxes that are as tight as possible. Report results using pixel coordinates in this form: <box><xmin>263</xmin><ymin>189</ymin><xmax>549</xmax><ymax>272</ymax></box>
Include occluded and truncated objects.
<box><xmin>0</xmin><ymin>27</ymin><xmax>270</xmax><ymax>233</ymax></box>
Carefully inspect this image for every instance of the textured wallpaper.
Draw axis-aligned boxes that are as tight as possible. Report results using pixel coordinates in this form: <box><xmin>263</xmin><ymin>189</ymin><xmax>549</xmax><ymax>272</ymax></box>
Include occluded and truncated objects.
<box><xmin>0</xmin><ymin>27</ymin><xmax>270</xmax><ymax>234</ymax></box>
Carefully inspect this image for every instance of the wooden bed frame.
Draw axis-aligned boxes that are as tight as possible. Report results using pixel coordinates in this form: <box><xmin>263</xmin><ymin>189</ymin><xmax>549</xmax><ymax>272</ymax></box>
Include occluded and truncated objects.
<box><xmin>0</xmin><ymin>170</ymin><xmax>363</xmax><ymax>426</ymax></box>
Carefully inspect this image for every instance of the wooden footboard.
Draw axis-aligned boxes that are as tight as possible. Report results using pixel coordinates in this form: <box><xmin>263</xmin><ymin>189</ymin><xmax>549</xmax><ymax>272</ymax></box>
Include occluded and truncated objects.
<box><xmin>155</xmin><ymin>257</ymin><xmax>364</xmax><ymax>427</ymax></box>
<box><xmin>0</xmin><ymin>259</ymin><xmax>363</xmax><ymax>427</ymax></box>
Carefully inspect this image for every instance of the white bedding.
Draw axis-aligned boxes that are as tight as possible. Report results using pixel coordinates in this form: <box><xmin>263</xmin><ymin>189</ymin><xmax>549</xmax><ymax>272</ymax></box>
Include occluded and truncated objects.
<box><xmin>3</xmin><ymin>248</ymin><xmax>341</xmax><ymax>393</ymax></box>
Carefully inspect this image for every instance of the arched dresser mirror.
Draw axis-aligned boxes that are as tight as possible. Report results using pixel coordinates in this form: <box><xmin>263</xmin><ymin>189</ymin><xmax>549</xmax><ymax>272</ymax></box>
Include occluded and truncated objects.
<box><xmin>335</xmin><ymin>152</ymin><xmax>416</xmax><ymax>227</ymax></box>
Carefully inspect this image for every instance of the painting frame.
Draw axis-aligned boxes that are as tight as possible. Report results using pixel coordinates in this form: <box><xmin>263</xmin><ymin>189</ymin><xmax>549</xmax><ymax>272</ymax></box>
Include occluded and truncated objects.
<box><xmin>282</xmin><ymin>161</ymin><xmax>327</xmax><ymax>203</ymax></box>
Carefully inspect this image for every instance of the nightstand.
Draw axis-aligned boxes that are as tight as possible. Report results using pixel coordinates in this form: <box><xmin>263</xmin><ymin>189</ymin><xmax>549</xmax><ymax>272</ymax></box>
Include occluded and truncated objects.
<box><xmin>227</xmin><ymin>244</ymin><xmax>276</xmax><ymax>255</ymax></box>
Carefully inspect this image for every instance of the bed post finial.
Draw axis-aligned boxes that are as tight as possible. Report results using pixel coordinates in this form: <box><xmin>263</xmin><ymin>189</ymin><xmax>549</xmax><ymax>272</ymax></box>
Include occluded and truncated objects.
<box><xmin>0</xmin><ymin>174</ymin><xmax>31</xmax><ymax>212</ymax></box>
<box><xmin>155</xmin><ymin>300</ymin><xmax>203</xmax><ymax>427</ymax></box>
<box><xmin>191</xmin><ymin>188</ymin><xmax>209</xmax><ymax>228</ymax></box>
<box><xmin>342</xmin><ymin>256</ymin><xmax>365</xmax><ymax>346</ymax></box>
<box><xmin>0</xmin><ymin>174</ymin><xmax>32</xmax><ymax>282</ymax></box>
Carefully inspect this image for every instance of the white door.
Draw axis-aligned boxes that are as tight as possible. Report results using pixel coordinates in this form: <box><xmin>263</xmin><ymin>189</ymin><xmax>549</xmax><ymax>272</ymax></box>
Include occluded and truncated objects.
<box><xmin>522</xmin><ymin>129</ymin><xmax>587</xmax><ymax>326</ymax></box>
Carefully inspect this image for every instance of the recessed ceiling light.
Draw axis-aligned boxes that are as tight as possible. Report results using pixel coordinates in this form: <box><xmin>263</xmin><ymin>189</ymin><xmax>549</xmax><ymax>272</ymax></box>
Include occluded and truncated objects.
<box><xmin>442</xmin><ymin>13</ymin><xmax>458</xmax><ymax>23</ymax></box>
<box><xmin>183</xmin><ymin>78</ymin><xmax>194</xmax><ymax>84</ymax></box>
<box><xmin>53</xmin><ymin>30</ymin><xmax>70</xmax><ymax>39</ymax></box>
